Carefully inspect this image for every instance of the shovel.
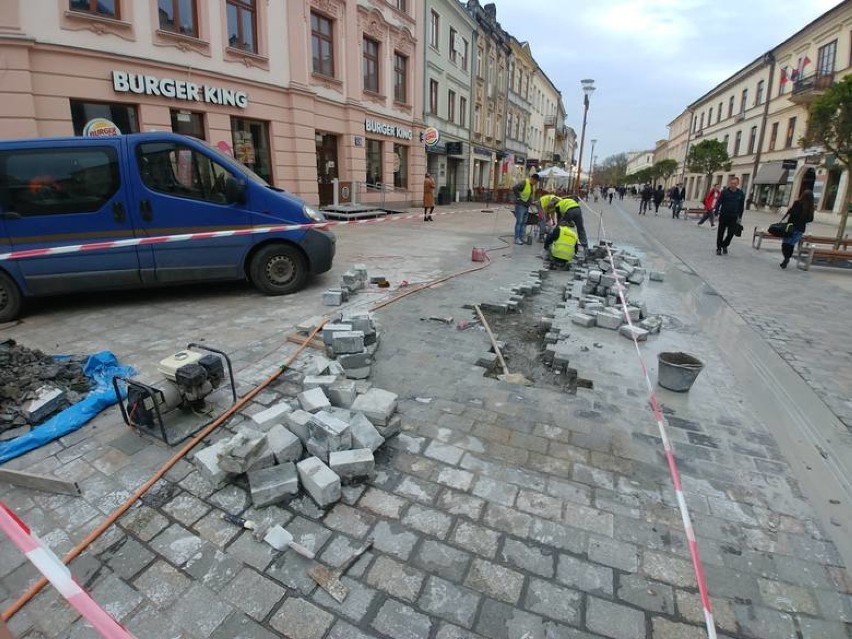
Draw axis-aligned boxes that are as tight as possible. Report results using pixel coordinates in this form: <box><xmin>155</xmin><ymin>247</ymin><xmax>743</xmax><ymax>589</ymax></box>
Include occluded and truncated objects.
<box><xmin>309</xmin><ymin>539</ymin><xmax>373</xmax><ymax>603</ymax></box>
<box><xmin>473</xmin><ymin>305</ymin><xmax>533</xmax><ymax>386</ymax></box>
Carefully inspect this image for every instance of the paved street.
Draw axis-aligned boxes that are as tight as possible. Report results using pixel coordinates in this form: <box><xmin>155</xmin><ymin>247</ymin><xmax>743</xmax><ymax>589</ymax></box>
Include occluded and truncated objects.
<box><xmin>2</xmin><ymin>202</ymin><xmax>852</xmax><ymax>638</ymax></box>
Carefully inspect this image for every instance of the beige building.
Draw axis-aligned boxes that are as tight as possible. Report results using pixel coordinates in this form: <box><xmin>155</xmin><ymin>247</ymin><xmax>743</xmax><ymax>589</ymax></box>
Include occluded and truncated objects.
<box><xmin>529</xmin><ymin>64</ymin><xmax>562</xmax><ymax>169</ymax></box>
<box><xmin>626</xmin><ymin>149</ymin><xmax>655</xmax><ymax>184</ymax></box>
<box><xmin>665</xmin><ymin>110</ymin><xmax>692</xmax><ymax>188</ymax></box>
<box><xmin>504</xmin><ymin>36</ymin><xmax>535</xmax><ymax>184</ymax></box>
<box><xmin>672</xmin><ymin>1</ymin><xmax>851</xmax><ymax>214</ymax></box>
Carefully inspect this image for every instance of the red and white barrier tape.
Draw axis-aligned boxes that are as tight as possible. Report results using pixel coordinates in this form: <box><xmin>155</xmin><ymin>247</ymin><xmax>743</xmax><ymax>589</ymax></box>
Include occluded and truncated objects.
<box><xmin>0</xmin><ymin>501</ymin><xmax>136</xmax><ymax>639</ymax></box>
<box><xmin>581</xmin><ymin>199</ymin><xmax>717</xmax><ymax>639</ymax></box>
<box><xmin>0</xmin><ymin>207</ymin><xmax>488</xmax><ymax>263</ymax></box>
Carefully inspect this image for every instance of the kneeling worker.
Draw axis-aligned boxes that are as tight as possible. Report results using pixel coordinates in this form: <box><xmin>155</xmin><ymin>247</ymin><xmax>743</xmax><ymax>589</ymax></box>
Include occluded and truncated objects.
<box><xmin>554</xmin><ymin>197</ymin><xmax>588</xmax><ymax>254</ymax></box>
<box><xmin>543</xmin><ymin>217</ymin><xmax>579</xmax><ymax>268</ymax></box>
<box><xmin>538</xmin><ymin>193</ymin><xmax>561</xmax><ymax>239</ymax></box>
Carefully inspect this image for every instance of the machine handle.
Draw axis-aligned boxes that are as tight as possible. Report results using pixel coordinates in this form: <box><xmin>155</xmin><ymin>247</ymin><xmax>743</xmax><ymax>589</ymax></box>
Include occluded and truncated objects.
<box><xmin>113</xmin><ymin>201</ymin><xmax>126</xmax><ymax>223</ymax></box>
<box><xmin>140</xmin><ymin>199</ymin><xmax>153</xmax><ymax>222</ymax></box>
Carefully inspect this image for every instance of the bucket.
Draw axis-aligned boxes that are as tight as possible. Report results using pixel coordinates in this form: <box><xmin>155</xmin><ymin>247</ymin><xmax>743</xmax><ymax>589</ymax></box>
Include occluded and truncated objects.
<box><xmin>657</xmin><ymin>352</ymin><xmax>704</xmax><ymax>392</ymax></box>
<box><xmin>471</xmin><ymin>247</ymin><xmax>487</xmax><ymax>262</ymax></box>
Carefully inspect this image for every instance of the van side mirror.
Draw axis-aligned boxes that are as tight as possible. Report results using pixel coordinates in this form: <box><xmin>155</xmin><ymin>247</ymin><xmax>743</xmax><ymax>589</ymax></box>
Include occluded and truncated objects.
<box><xmin>224</xmin><ymin>177</ymin><xmax>246</xmax><ymax>204</ymax></box>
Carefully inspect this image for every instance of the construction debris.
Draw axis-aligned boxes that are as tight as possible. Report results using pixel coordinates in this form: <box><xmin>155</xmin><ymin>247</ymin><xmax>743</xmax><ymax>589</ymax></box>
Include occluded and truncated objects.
<box><xmin>323</xmin><ymin>264</ymin><xmax>371</xmax><ymax>306</ymax></box>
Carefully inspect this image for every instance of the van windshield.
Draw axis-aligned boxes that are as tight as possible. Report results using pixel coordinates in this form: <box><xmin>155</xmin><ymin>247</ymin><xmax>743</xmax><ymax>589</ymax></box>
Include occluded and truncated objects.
<box><xmin>200</xmin><ymin>140</ymin><xmax>270</xmax><ymax>188</ymax></box>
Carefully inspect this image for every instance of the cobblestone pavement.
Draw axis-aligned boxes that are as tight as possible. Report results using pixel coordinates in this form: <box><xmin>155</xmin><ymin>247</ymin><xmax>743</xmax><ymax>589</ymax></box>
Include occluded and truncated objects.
<box><xmin>1</xmin><ymin>203</ymin><xmax>851</xmax><ymax>638</ymax></box>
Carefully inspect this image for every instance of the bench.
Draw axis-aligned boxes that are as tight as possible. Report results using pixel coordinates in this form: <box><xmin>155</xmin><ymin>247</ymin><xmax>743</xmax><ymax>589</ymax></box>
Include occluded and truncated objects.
<box><xmin>681</xmin><ymin>208</ymin><xmax>705</xmax><ymax>220</ymax></box>
<box><xmin>752</xmin><ymin>226</ymin><xmax>850</xmax><ymax>250</ymax></box>
<box><xmin>797</xmin><ymin>244</ymin><xmax>852</xmax><ymax>270</ymax></box>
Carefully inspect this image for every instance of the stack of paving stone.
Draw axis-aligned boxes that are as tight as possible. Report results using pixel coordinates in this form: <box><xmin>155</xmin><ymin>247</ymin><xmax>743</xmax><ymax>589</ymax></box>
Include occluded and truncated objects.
<box><xmin>323</xmin><ymin>263</ymin><xmax>369</xmax><ymax>306</ymax></box>
<box><xmin>478</xmin><ymin>269</ymin><xmax>548</xmax><ymax>314</ymax></box>
<box><xmin>539</xmin><ymin>247</ymin><xmax>664</xmax><ymax>369</ymax></box>
<box><xmin>192</xmin><ymin>311</ymin><xmax>399</xmax><ymax>510</ymax></box>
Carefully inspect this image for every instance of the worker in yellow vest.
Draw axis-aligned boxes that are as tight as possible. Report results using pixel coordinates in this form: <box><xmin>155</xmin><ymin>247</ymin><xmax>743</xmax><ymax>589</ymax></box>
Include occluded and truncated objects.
<box><xmin>511</xmin><ymin>173</ymin><xmax>540</xmax><ymax>245</ymax></box>
<box><xmin>543</xmin><ymin>217</ymin><xmax>579</xmax><ymax>268</ymax></box>
<box><xmin>554</xmin><ymin>197</ymin><xmax>588</xmax><ymax>252</ymax></box>
<box><xmin>539</xmin><ymin>194</ymin><xmax>561</xmax><ymax>227</ymax></box>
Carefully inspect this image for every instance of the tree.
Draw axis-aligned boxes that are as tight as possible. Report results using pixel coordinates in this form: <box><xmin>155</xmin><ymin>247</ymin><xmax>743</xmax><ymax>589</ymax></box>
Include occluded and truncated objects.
<box><xmin>653</xmin><ymin>159</ymin><xmax>679</xmax><ymax>186</ymax></box>
<box><xmin>597</xmin><ymin>152</ymin><xmax>629</xmax><ymax>185</ymax></box>
<box><xmin>686</xmin><ymin>139</ymin><xmax>731</xmax><ymax>196</ymax></box>
<box><xmin>801</xmin><ymin>74</ymin><xmax>852</xmax><ymax>248</ymax></box>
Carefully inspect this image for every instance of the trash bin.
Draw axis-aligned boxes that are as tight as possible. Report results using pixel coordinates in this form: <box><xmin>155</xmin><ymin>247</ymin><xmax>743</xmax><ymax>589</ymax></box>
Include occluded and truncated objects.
<box><xmin>437</xmin><ymin>187</ymin><xmax>450</xmax><ymax>206</ymax></box>
<box><xmin>657</xmin><ymin>352</ymin><xmax>704</xmax><ymax>392</ymax></box>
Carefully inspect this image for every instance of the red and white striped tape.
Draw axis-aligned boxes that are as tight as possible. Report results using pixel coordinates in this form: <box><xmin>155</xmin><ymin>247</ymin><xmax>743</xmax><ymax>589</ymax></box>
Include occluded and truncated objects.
<box><xmin>0</xmin><ymin>208</ymin><xmax>480</xmax><ymax>263</ymax></box>
<box><xmin>0</xmin><ymin>501</ymin><xmax>136</xmax><ymax>639</ymax></box>
<box><xmin>582</xmin><ymin>200</ymin><xmax>718</xmax><ymax>639</ymax></box>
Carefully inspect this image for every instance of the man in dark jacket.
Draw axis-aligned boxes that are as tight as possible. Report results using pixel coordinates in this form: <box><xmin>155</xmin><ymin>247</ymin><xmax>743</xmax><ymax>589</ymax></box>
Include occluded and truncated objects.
<box><xmin>639</xmin><ymin>183</ymin><xmax>652</xmax><ymax>215</ymax></box>
<box><xmin>670</xmin><ymin>183</ymin><xmax>685</xmax><ymax>219</ymax></box>
<box><xmin>713</xmin><ymin>176</ymin><xmax>746</xmax><ymax>255</ymax></box>
<box><xmin>653</xmin><ymin>185</ymin><xmax>665</xmax><ymax>214</ymax></box>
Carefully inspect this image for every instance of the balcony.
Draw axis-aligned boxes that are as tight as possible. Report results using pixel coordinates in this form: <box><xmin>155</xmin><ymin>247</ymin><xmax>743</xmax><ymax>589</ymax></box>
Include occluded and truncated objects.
<box><xmin>555</xmin><ymin>125</ymin><xmax>568</xmax><ymax>140</ymax></box>
<box><xmin>790</xmin><ymin>71</ymin><xmax>835</xmax><ymax>104</ymax></box>
<box><xmin>544</xmin><ymin>115</ymin><xmax>557</xmax><ymax>128</ymax></box>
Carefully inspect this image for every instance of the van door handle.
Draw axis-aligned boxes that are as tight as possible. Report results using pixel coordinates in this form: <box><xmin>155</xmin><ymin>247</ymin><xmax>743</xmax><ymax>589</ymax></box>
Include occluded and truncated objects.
<box><xmin>113</xmin><ymin>201</ymin><xmax>126</xmax><ymax>223</ymax></box>
<box><xmin>140</xmin><ymin>199</ymin><xmax>153</xmax><ymax>222</ymax></box>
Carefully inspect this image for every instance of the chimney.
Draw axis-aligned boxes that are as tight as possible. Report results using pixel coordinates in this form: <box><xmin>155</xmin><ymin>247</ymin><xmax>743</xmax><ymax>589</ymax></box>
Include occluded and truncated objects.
<box><xmin>484</xmin><ymin>3</ymin><xmax>497</xmax><ymax>19</ymax></box>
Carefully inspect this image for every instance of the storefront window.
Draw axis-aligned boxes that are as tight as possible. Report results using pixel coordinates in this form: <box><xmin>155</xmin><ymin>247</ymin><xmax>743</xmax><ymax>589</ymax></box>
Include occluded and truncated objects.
<box><xmin>70</xmin><ymin>100</ymin><xmax>139</xmax><ymax>136</ymax></box>
<box><xmin>171</xmin><ymin>109</ymin><xmax>205</xmax><ymax>139</ymax></box>
<box><xmin>230</xmin><ymin>117</ymin><xmax>272</xmax><ymax>183</ymax></box>
<box><xmin>393</xmin><ymin>144</ymin><xmax>407</xmax><ymax>189</ymax></box>
<box><xmin>366</xmin><ymin>139</ymin><xmax>382</xmax><ymax>186</ymax></box>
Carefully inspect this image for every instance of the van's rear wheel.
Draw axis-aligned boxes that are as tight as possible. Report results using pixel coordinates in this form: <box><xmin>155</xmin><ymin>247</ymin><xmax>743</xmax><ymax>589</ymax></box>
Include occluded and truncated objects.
<box><xmin>0</xmin><ymin>271</ymin><xmax>22</xmax><ymax>323</ymax></box>
<box><xmin>249</xmin><ymin>244</ymin><xmax>308</xmax><ymax>295</ymax></box>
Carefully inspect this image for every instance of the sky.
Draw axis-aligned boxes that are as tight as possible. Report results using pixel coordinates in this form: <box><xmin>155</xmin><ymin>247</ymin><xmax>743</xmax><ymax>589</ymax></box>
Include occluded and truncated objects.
<box><xmin>491</xmin><ymin>0</ymin><xmax>841</xmax><ymax>162</ymax></box>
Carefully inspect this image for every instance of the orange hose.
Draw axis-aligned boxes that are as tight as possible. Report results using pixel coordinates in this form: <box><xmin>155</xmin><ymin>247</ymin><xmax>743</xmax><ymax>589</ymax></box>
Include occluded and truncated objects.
<box><xmin>3</xmin><ymin>241</ymin><xmax>504</xmax><ymax>623</ymax></box>
<box><xmin>1</xmin><ymin>320</ymin><xmax>328</xmax><ymax>623</ymax></box>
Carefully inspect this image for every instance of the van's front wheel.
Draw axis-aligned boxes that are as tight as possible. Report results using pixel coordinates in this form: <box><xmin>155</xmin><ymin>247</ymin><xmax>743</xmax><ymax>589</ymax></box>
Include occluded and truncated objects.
<box><xmin>249</xmin><ymin>244</ymin><xmax>308</xmax><ymax>295</ymax></box>
<box><xmin>0</xmin><ymin>271</ymin><xmax>22</xmax><ymax>323</ymax></box>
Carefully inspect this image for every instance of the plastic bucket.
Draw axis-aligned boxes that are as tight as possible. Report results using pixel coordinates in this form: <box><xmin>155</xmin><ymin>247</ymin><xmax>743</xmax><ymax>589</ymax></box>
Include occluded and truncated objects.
<box><xmin>471</xmin><ymin>247</ymin><xmax>487</xmax><ymax>262</ymax></box>
<box><xmin>657</xmin><ymin>352</ymin><xmax>704</xmax><ymax>392</ymax></box>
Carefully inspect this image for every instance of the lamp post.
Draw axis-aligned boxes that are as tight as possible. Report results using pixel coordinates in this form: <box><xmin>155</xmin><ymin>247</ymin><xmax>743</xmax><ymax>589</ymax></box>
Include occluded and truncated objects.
<box><xmin>573</xmin><ymin>79</ymin><xmax>595</xmax><ymax>195</ymax></box>
<box><xmin>588</xmin><ymin>139</ymin><xmax>597</xmax><ymax>193</ymax></box>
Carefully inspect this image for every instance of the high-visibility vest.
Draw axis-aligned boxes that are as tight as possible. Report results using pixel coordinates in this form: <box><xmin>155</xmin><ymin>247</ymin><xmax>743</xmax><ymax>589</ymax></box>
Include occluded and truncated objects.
<box><xmin>519</xmin><ymin>179</ymin><xmax>532</xmax><ymax>203</ymax></box>
<box><xmin>555</xmin><ymin>198</ymin><xmax>580</xmax><ymax>216</ymax></box>
<box><xmin>539</xmin><ymin>194</ymin><xmax>560</xmax><ymax>210</ymax></box>
<box><xmin>550</xmin><ymin>226</ymin><xmax>578</xmax><ymax>262</ymax></box>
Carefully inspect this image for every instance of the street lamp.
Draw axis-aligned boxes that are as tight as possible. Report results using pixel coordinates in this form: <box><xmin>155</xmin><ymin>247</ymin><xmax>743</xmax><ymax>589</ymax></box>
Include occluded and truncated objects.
<box><xmin>588</xmin><ymin>139</ymin><xmax>598</xmax><ymax>192</ymax></box>
<box><xmin>573</xmin><ymin>79</ymin><xmax>595</xmax><ymax>195</ymax></box>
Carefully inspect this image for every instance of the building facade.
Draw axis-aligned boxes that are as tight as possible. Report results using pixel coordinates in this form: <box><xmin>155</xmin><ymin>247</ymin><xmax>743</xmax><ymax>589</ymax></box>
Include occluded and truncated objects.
<box><xmin>626</xmin><ymin>150</ymin><xmax>655</xmax><ymax>179</ymax></box>
<box><xmin>465</xmin><ymin>0</ymin><xmax>509</xmax><ymax>191</ymax></box>
<box><xmin>423</xmin><ymin>0</ymin><xmax>476</xmax><ymax>203</ymax></box>
<box><xmin>529</xmin><ymin>65</ymin><xmax>563</xmax><ymax>169</ymax></box>
<box><xmin>0</xmin><ymin>0</ymin><xmax>426</xmax><ymax>208</ymax></box>
<box><xmin>504</xmin><ymin>36</ymin><xmax>534</xmax><ymax>184</ymax></box>
<box><xmin>665</xmin><ymin>109</ymin><xmax>693</xmax><ymax>189</ymax></box>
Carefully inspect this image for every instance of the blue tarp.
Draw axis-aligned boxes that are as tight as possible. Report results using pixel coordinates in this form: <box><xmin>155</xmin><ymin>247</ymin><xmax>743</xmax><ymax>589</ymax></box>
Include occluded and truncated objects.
<box><xmin>0</xmin><ymin>351</ymin><xmax>135</xmax><ymax>465</ymax></box>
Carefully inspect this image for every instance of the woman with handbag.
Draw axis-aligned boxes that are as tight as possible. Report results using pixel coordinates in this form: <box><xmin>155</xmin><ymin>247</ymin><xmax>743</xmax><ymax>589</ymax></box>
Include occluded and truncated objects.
<box><xmin>780</xmin><ymin>190</ymin><xmax>815</xmax><ymax>269</ymax></box>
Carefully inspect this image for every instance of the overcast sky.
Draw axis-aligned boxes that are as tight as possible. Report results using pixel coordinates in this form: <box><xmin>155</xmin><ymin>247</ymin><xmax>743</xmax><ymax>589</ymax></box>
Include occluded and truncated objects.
<box><xmin>491</xmin><ymin>0</ymin><xmax>841</xmax><ymax>162</ymax></box>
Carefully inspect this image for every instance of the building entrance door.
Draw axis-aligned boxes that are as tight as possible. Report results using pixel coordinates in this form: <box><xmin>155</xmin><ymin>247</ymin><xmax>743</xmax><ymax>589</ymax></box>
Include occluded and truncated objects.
<box><xmin>316</xmin><ymin>132</ymin><xmax>339</xmax><ymax>206</ymax></box>
<box><xmin>799</xmin><ymin>167</ymin><xmax>816</xmax><ymax>197</ymax></box>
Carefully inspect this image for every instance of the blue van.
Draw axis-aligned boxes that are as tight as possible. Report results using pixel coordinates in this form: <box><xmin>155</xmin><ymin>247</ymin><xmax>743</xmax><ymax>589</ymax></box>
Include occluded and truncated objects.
<box><xmin>0</xmin><ymin>132</ymin><xmax>335</xmax><ymax>322</ymax></box>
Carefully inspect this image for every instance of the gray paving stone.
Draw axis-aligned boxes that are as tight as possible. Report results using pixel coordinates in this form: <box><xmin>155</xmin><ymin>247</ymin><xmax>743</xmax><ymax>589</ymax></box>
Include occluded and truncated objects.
<box><xmin>100</xmin><ymin>535</ymin><xmax>154</xmax><ymax>580</ymax></box>
<box><xmin>465</xmin><ymin>558</ymin><xmax>525</xmax><ymax>604</ymax></box>
<box><xmin>642</xmin><ymin>549</ymin><xmax>697</xmax><ymax>588</ymax></box>
<box><xmin>435</xmin><ymin>622</ymin><xmax>489</xmax><ymax>639</ymax></box>
<box><xmin>210</xmin><ymin>611</ymin><xmax>281</xmax><ymax>639</ymax></box>
<box><xmin>650</xmin><ymin>618</ymin><xmax>707</xmax><ymax>639</ymax></box>
<box><xmin>529</xmin><ymin>517</ymin><xmax>588</xmax><ymax>554</ymax></box>
<box><xmin>757</xmin><ymin>577</ymin><xmax>819</xmax><ymax>615</ymax></box>
<box><xmin>220</xmin><ymin>567</ymin><xmax>286</xmax><ymax>620</ymax></box>
<box><xmin>395</xmin><ymin>475</ymin><xmax>442</xmax><ymax>504</ymax></box>
<box><xmin>193</xmin><ymin>509</ymin><xmax>244</xmax><ymax>548</ymax></box>
<box><xmin>90</xmin><ymin>573</ymin><xmax>143</xmax><ymax>622</ymax></box>
<box><xmin>563</xmin><ymin>503</ymin><xmax>614</xmax><ymax>536</ymax></box>
<box><xmin>617</xmin><ymin>574</ymin><xmax>674</xmax><ymax>614</ymax></box>
<box><xmin>524</xmin><ymin>577</ymin><xmax>582</xmax><ymax>625</ymax></box>
<box><xmin>438</xmin><ymin>489</ymin><xmax>485</xmax><ymax>519</ymax></box>
<box><xmin>169</xmin><ymin>583</ymin><xmax>233</xmax><ymax>636</ymax></box>
<box><xmin>270</xmin><ymin>597</ymin><xmax>334</xmax><ymax>639</ymax></box>
<box><xmin>435</xmin><ymin>467</ymin><xmax>475</xmax><ymax>491</ymax></box>
<box><xmin>413</xmin><ymin>539</ymin><xmax>473</xmax><ymax>582</ymax></box>
<box><xmin>285</xmin><ymin>515</ymin><xmax>334</xmax><ymax>555</ymax></box>
<box><xmin>359</xmin><ymin>487</ymin><xmax>408</xmax><ymax>518</ymax></box>
<box><xmin>367</xmin><ymin>555</ymin><xmax>426</xmax><ymax>602</ymax></box>
<box><xmin>499</xmin><ymin>538</ymin><xmax>555</xmax><ymax>578</ymax></box>
<box><xmin>798</xmin><ymin>617</ymin><xmax>850</xmax><ymax>639</ymax></box>
<box><xmin>370</xmin><ymin>520</ymin><xmax>419</xmax><ymax>560</ymax></box>
<box><xmin>125</xmin><ymin>604</ymin><xmax>187</xmax><ymax>639</ymax></box>
<box><xmin>328</xmin><ymin>620</ymin><xmax>381</xmax><ymax>639</ymax></box>
<box><xmin>588</xmin><ymin>536</ymin><xmax>640</xmax><ymax>572</ymax></box>
<box><xmin>733</xmin><ymin>603</ymin><xmax>796</xmax><ymax>639</ymax></box>
<box><xmin>474</xmin><ymin>598</ymin><xmax>562</xmax><ymax>639</ymax></box>
<box><xmin>150</xmin><ymin>522</ymin><xmax>206</xmax><ymax>567</ymax></box>
<box><xmin>162</xmin><ymin>491</ymin><xmax>211</xmax><ymax>526</ymax></box>
<box><xmin>402</xmin><ymin>503</ymin><xmax>453</xmax><ymax>538</ymax></box>
<box><xmin>515</xmin><ymin>490</ymin><xmax>564</xmax><ymax>521</ymax></box>
<box><xmin>324</xmin><ymin>503</ymin><xmax>376</xmax><ymax>538</ymax></box>
<box><xmin>556</xmin><ymin>553</ymin><xmax>614</xmax><ymax>596</ymax></box>
<box><xmin>472</xmin><ymin>476</ymin><xmax>518</xmax><ymax>506</ymax></box>
<box><xmin>450</xmin><ymin>520</ymin><xmax>501</xmax><ymax>558</ymax></box>
<box><xmin>184</xmin><ymin>544</ymin><xmax>243</xmax><ymax>592</ymax></box>
<box><xmin>312</xmin><ymin>575</ymin><xmax>378</xmax><ymax>623</ymax></box>
<box><xmin>419</xmin><ymin>575</ymin><xmax>482</xmax><ymax>628</ymax></box>
<box><xmin>372</xmin><ymin>598</ymin><xmax>434</xmax><ymax>639</ymax></box>
<box><xmin>226</xmin><ymin>529</ymin><xmax>276</xmax><ymax>571</ymax></box>
<box><xmin>425</xmin><ymin>441</ymin><xmax>466</xmax><ymax>465</ymax></box>
<box><xmin>133</xmin><ymin>559</ymin><xmax>191</xmax><ymax>606</ymax></box>
<box><xmin>118</xmin><ymin>504</ymin><xmax>169</xmax><ymax>542</ymax></box>
<box><xmin>266</xmin><ymin>550</ymin><xmax>319</xmax><ymax>595</ymax></box>
<box><xmin>586</xmin><ymin>596</ymin><xmax>646</xmax><ymax>639</ymax></box>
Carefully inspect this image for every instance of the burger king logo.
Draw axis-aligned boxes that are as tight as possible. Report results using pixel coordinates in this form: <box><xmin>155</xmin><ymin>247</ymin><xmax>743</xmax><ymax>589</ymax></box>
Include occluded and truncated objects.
<box><xmin>423</xmin><ymin>127</ymin><xmax>440</xmax><ymax>148</ymax></box>
<box><xmin>82</xmin><ymin>118</ymin><xmax>121</xmax><ymax>137</ymax></box>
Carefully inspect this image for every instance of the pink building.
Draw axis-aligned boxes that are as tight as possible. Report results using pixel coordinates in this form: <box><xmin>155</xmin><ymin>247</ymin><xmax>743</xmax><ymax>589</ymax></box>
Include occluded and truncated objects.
<box><xmin>0</xmin><ymin>0</ymin><xmax>426</xmax><ymax>208</ymax></box>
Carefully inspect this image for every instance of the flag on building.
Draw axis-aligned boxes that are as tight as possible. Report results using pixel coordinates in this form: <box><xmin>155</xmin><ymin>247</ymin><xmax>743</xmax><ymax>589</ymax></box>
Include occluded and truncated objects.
<box><xmin>780</xmin><ymin>67</ymin><xmax>789</xmax><ymax>85</ymax></box>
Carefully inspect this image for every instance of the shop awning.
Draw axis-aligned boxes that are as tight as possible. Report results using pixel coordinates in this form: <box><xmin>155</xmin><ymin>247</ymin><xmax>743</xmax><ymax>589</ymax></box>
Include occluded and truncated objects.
<box><xmin>753</xmin><ymin>162</ymin><xmax>788</xmax><ymax>185</ymax></box>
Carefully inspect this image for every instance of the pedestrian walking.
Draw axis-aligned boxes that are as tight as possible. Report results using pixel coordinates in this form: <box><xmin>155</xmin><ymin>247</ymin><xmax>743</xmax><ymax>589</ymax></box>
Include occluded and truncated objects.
<box><xmin>780</xmin><ymin>190</ymin><xmax>815</xmax><ymax>269</ymax></box>
<box><xmin>713</xmin><ymin>176</ymin><xmax>745</xmax><ymax>255</ymax></box>
<box><xmin>639</xmin><ymin>183</ymin><xmax>652</xmax><ymax>215</ymax></box>
<box><xmin>697</xmin><ymin>184</ymin><xmax>721</xmax><ymax>227</ymax></box>
<box><xmin>512</xmin><ymin>173</ymin><xmax>540</xmax><ymax>245</ymax></box>
<box><xmin>653</xmin><ymin>185</ymin><xmax>665</xmax><ymax>214</ymax></box>
<box><xmin>423</xmin><ymin>173</ymin><xmax>436</xmax><ymax>222</ymax></box>
<box><xmin>670</xmin><ymin>183</ymin><xmax>685</xmax><ymax>219</ymax></box>
<box><xmin>607</xmin><ymin>186</ymin><xmax>615</xmax><ymax>204</ymax></box>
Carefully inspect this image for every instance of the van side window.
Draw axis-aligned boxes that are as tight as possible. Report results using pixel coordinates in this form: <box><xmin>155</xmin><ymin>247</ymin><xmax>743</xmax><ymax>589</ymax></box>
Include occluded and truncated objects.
<box><xmin>0</xmin><ymin>148</ymin><xmax>119</xmax><ymax>216</ymax></box>
<box><xmin>137</xmin><ymin>142</ymin><xmax>232</xmax><ymax>204</ymax></box>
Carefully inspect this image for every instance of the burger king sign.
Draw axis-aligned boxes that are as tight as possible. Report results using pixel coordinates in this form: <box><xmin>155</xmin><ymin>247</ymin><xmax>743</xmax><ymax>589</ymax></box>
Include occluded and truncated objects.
<box><xmin>82</xmin><ymin>118</ymin><xmax>121</xmax><ymax>137</ymax></box>
<box><xmin>423</xmin><ymin>127</ymin><xmax>440</xmax><ymax>148</ymax></box>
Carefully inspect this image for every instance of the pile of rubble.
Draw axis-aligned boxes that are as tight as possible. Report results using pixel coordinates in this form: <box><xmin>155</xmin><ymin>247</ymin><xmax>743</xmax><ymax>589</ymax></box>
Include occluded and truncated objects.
<box><xmin>192</xmin><ymin>313</ymin><xmax>399</xmax><ymax>510</ymax></box>
<box><xmin>0</xmin><ymin>339</ymin><xmax>90</xmax><ymax>433</ymax></box>
<box><xmin>542</xmin><ymin>245</ymin><xmax>665</xmax><ymax>370</ymax></box>
<box><xmin>322</xmin><ymin>264</ymin><xmax>373</xmax><ymax>306</ymax></box>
